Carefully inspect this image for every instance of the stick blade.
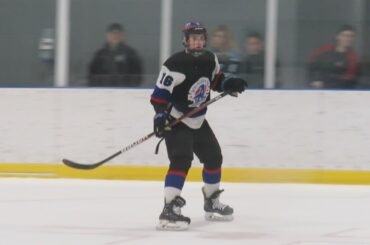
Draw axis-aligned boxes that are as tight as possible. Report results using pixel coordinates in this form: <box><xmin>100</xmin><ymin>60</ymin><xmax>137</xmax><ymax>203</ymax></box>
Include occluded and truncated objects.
<box><xmin>62</xmin><ymin>158</ymin><xmax>100</xmax><ymax>170</ymax></box>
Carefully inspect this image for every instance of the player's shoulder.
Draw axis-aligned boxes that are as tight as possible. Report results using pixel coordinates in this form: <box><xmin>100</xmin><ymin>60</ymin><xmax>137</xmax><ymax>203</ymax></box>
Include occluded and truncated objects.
<box><xmin>203</xmin><ymin>49</ymin><xmax>217</xmax><ymax>59</ymax></box>
<box><xmin>201</xmin><ymin>50</ymin><xmax>219</xmax><ymax>65</ymax></box>
<box><xmin>162</xmin><ymin>50</ymin><xmax>217</xmax><ymax>71</ymax></box>
<box><xmin>164</xmin><ymin>50</ymin><xmax>186</xmax><ymax>63</ymax></box>
<box><xmin>163</xmin><ymin>51</ymin><xmax>187</xmax><ymax>71</ymax></box>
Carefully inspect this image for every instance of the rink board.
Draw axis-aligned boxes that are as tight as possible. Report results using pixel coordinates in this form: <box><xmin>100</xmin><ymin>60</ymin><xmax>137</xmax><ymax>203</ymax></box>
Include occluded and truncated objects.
<box><xmin>1</xmin><ymin>88</ymin><xmax>370</xmax><ymax>184</ymax></box>
<box><xmin>1</xmin><ymin>164</ymin><xmax>370</xmax><ymax>185</ymax></box>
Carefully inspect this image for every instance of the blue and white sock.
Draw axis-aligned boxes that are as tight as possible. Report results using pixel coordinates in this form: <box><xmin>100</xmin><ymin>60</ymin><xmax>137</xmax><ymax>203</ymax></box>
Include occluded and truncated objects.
<box><xmin>164</xmin><ymin>170</ymin><xmax>187</xmax><ymax>204</ymax></box>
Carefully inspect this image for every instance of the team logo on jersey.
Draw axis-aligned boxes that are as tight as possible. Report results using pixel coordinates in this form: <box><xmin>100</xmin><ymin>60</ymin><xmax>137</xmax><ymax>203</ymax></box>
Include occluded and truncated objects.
<box><xmin>188</xmin><ymin>78</ymin><xmax>210</xmax><ymax>107</ymax></box>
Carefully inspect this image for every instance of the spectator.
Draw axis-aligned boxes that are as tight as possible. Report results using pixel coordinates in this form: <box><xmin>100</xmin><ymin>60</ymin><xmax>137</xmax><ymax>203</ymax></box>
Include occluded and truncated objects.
<box><xmin>239</xmin><ymin>32</ymin><xmax>279</xmax><ymax>88</ymax></box>
<box><xmin>209</xmin><ymin>25</ymin><xmax>241</xmax><ymax>75</ymax></box>
<box><xmin>88</xmin><ymin>23</ymin><xmax>143</xmax><ymax>87</ymax></box>
<box><xmin>307</xmin><ymin>25</ymin><xmax>360</xmax><ymax>89</ymax></box>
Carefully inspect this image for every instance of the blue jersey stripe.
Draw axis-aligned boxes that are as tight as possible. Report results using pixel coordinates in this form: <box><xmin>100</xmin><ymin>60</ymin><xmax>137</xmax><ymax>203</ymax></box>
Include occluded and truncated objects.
<box><xmin>151</xmin><ymin>86</ymin><xmax>172</xmax><ymax>102</ymax></box>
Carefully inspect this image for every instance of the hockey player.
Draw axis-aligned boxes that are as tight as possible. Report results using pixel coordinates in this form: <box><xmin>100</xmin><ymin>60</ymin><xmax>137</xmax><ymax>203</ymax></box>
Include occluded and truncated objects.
<box><xmin>150</xmin><ymin>22</ymin><xmax>247</xmax><ymax>231</ymax></box>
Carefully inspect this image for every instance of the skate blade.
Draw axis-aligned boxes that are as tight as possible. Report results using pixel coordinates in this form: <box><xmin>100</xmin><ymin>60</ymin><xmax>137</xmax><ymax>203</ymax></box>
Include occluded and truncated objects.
<box><xmin>205</xmin><ymin>212</ymin><xmax>234</xmax><ymax>222</ymax></box>
<box><xmin>156</xmin><ymin>219</ymin><xmax>189</xmax><ymax>231</ymax></box>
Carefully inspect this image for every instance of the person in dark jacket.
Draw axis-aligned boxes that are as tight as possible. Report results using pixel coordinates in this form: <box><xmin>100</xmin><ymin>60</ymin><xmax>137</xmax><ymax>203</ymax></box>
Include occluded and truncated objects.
<box><xmin>238</xmin><ymin>32</ymin><xmax>265</xmax><ymax>88</ymax></box>
<box><xmin>307</xmin><ymin>25</ymin><xmax>360</xmax><ymax>89</ymax></box>
<box><xmin>238</xmin><ymin>32</ymin><xmax>279</xmax><ymax>88</ymax></box>
<box><xmin>88</xmin><ymin>23</ymin><xmax>143</xmax><ymax>87</ymax></box>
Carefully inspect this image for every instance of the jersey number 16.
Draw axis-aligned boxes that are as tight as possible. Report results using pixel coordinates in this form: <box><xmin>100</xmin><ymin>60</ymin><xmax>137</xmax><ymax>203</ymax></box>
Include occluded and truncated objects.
<box><xmin>159</xmin><ymin>73</ymin><xmax>173</xmax><ymax>86</ymax></box>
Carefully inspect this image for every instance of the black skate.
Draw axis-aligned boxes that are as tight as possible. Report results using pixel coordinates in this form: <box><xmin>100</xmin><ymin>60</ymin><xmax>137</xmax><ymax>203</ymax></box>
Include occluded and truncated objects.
<box><xmin>202</xmin><ymin>187</ymin><xmax>234</xmax><ymax>221</ymax></box>
<box><xmin>157</xmin><ymin>196</ymin><xmax>191</xmax><ymax>231</ymax></box>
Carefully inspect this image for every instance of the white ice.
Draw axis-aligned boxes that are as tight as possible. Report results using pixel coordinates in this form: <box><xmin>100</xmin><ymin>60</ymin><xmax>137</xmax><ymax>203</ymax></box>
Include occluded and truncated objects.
<box><xmin>0</xmin><ymin>178</ymin><xmax>369</xmax><ymax>245</ymax></box>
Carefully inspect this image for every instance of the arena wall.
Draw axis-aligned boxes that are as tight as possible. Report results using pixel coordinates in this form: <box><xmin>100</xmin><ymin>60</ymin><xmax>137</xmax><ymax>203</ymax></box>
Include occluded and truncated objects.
<box><xmin>1</xmin><ymin>88</ymin><xmax>369</xmax><ymax>184</ymax></box>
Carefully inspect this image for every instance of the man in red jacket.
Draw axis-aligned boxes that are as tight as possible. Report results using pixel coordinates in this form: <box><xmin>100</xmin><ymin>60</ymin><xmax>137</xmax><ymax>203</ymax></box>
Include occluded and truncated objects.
<box><xmin>307</xmin><ymin>25</ymin><xmax>360</xmax><ymax>89</ymax></box>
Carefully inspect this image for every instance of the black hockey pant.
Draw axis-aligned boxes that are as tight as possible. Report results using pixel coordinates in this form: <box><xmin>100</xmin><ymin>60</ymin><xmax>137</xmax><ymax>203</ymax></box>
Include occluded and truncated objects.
<box><xmin>164</xmin><ymin>120</ymin><xmax>223</xmax><ymax>174</ymax></box>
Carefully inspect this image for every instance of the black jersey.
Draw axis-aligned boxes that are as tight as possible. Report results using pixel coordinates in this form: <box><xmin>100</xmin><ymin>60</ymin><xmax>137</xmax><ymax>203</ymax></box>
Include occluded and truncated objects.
<box><xmin>151</xmin><ymin>50</ymin><xmax>222</xmax><ymax>129</ymax></box>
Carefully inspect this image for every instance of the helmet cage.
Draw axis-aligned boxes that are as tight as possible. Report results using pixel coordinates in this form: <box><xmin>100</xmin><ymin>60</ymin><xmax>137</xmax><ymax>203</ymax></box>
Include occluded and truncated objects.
<box><xmin>182</xmin><ymin>22</ymin><xmax>207</xmax><ymax>56</ymax></box>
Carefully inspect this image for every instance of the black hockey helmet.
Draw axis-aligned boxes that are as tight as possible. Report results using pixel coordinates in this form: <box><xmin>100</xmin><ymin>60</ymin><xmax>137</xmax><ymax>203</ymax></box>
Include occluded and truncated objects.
<box><xmin>182</xmin><ymin>22</ymin><xmax>207</xmax><ymax>57</ymax></box>
<box><xmin>182</xmin><ymin>22</ymin><xmax>207</xmax><ymax>41</ymax></box>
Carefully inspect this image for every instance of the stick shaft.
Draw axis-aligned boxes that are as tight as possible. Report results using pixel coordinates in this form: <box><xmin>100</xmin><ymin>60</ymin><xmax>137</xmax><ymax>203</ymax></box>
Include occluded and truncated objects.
<box><xmin>63</xmin><ymin>92</ymin><xmax>228</xmax><ymax>170</ymax></box>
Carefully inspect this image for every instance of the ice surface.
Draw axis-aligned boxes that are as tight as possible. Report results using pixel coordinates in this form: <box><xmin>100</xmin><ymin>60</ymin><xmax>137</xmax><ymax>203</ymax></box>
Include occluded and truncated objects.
<box><xmin>0</xmin><ymin>178</ymin><xmax>369</xmax><ymax>245</ymax></box>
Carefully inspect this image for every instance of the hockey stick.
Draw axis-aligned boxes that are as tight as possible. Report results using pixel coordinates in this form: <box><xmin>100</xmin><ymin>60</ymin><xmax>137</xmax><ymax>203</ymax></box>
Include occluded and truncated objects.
<box><xmin>62</xmin><ymin>91</ymin><xmax>229</xmax><ymax>170</ymax></box>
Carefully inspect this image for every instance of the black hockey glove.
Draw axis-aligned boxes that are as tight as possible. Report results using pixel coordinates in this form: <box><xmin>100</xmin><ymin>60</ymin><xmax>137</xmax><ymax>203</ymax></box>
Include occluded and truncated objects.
<box><xmin>153</xmin><ymin>112</ymin><xmax>171</xmax><ymax>138</ymax></box>
<box><xmin>222</xmin><ymin>77</ymin><xmax>248</xmax><ymax>94</ymax></box>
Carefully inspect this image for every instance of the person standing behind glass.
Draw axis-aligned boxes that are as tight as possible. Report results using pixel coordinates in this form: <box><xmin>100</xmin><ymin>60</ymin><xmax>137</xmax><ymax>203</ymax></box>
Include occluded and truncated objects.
<box><xmin>307</xmin><ymin>25</ymin><xmax>360</xmax><ymax>89</ymax></box>
<box><xmin>238</xmin><ymin>32</ymin><xmax>268</xmax><ymax>89</ymax></box>
<box><xmin>209</xmin><ymin>25</ymin><xmax>241</xmax><ymax>75</ymax></box>
<box><xmin>88</xmin><ymin>23</ymin><xmax>143</xmax><ymax>87</ymax></box>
